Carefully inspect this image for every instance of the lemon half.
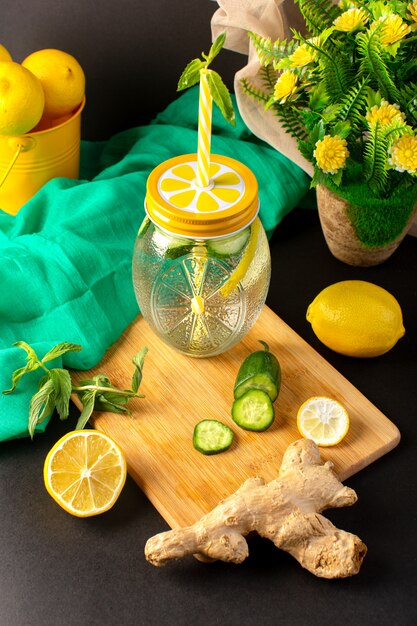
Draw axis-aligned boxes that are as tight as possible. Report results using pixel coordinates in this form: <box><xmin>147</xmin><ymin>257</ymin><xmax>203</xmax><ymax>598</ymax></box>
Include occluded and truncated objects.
<box><xmin>44</xmin><ymin>430</ymin><xmax>127</xmax><ymax>517</ymax></box>
<box><xmin>297</xmin><ymin>396</ymin><xmax>350</xmax><ymax>446</ymax></box>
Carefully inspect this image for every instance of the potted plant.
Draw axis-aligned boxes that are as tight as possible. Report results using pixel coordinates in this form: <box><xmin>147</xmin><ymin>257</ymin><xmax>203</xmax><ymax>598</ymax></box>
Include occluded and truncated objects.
<box><xmin>241</xmin><ymin>0</ymin><xmax>417</xmax><ymax>265</ymax></box>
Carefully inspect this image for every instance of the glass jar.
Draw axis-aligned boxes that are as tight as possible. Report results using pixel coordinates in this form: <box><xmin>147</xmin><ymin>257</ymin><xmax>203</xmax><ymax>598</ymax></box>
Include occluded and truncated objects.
<box><xmin>132</xmin><ymin>154</ymin><xmax>271</xmax><ymax>357</ymax></box>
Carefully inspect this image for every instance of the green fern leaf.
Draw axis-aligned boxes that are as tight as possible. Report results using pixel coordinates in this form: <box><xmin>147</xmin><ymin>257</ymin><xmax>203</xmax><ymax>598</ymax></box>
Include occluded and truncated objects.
<box><xmin>294</xmin><ymin>0</ymin><xmax>341</xmax><ymax>35</ymax></box>
<box><xmin>259</xmin><ymin>65</ymin><xmax>278</xmax><ymax>95</ymax></box>
<box><xmin>248</xmin><ymin>32</ymin><xmax>297</xmax><ymax>69</ymax></box>
<box><xmin>240</xmin><ymin>78</ymin><xmax>269</xmax><ymax>104</ymax></box>
<box><xmin>363</xmin><ymin>121</ymin><xmax>389</xmax><ymax>195</ymax></box>
<box><xmin>297</xmin><ymin>33</ymin><xmax>352</xmax><ymax>100</ymax></box>
<box><xmin>357</xmin><ymin>30</ymin><xmax>400</xmax><ymax>103</ymax></box>
<box><xmin>398</xmin><ymin>83</ymin><xmax>417</xmax><ymax>125</ymax></box>
<box><xmin>273</xmin><ymin>105</ymin><xmax>309</xmax><ymax>142</ymax></box>
<box><xmin>335</xmin><ymin>79</ymin><xmax>369</xmax><ymax>139</ymax></box>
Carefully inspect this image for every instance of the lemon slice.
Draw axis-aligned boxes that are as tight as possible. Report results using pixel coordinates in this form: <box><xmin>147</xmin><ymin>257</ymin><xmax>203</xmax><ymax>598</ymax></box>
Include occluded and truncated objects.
<box><xmin>44</xmin><ymin>430</ymin><xmax>127</xmax><ymax>517</ymax></box>
<box><xmin>296</xmin><ymin>396</ymin><xmax>349</xmax><ymax>446</ymax></box>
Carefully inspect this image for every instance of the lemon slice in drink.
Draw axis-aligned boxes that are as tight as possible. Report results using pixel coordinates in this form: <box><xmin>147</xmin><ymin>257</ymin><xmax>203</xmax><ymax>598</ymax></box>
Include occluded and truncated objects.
<box><xmin>44</xmin><ymin>430</ymin><xmax>127</xmax><ymax>517</ymax></box>
<box><xmin>297</xmin><ymin>396</ymin><xmax>349</xmax><ymax>446</ymax></box>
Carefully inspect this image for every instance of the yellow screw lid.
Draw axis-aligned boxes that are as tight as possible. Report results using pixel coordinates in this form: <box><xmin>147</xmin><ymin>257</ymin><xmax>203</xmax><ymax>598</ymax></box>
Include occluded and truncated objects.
<box><xmin>145</xmin><ymin>153</ymin><xmax>259</xmax><ymax>238</ymax></box>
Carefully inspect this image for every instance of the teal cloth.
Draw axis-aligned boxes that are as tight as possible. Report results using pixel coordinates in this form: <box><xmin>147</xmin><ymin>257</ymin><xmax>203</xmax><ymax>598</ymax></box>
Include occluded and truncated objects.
<box><xmin>0</xmin><ymin>87</ymin><xmax>310</xmax><ymax>441</ymax></box>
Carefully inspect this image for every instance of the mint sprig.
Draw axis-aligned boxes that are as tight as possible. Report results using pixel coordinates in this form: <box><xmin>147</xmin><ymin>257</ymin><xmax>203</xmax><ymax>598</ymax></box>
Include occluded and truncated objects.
<box><xmin>3</xmin><ymin>342</ymin><xmax>148</xmax><ymax>439</ymax></box>
<box><xmin>177</xmin><ymin>32</ymin><xmax>236</xmax><ymax>126</ymax></box>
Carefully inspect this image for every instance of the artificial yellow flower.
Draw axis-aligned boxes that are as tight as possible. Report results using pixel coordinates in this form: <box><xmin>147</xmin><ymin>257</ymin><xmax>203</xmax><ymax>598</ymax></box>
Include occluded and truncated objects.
<box><xmin>373</xmin><ymin>14</ymin><xmax>411</xmax><ymax>46</ymax></box>
<box><xmin>273</xmin><ymin>70</ymin><xmax>298</xmax><ymax>103</ymax></box>
<box><xmin>388</xmin><ymin>135</ymin><xmax>417</xmax><ymax>174</ymax></box>
<box><xmin>333</xmin><ymin>8</ymin><xmax>368</xmax><ymax>32</ymax></box>
<box><xmin>407</xmin><ymin>2</ymin><xmax>417</xmax><ymax>30</ymax></box>
<box><xmin>366</xmin><ymin>101</ymin><xmax>405</xmax><ymax>127</ymax></box>
<box><xmin>314</xmin><ymin>135</ymin><xmax>350</xmax><ymax>174</ymax></box>
<box><xmin>289</xmin><ymin>44</ymin><xmax>316</xmax><ymax>68</ymax></box>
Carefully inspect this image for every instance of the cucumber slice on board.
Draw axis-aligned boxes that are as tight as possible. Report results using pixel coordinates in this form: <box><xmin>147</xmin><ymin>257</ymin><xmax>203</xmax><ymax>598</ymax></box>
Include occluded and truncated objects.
<box><xmin>232</xmin><ymin>389</ymin><xmax>275</xmax><ymax>431</ymax></box>
<box><xmin>193</xmin><ymin>419</ymin><xmax>234</xmax><ymax>455</ymax></box>
<box><xmin>234</xmin><ymin>341</ymin><xmax>281</xmax><ymax>401</ymax></box>
<box><xmin>207</xmin><ymin>227</ymin><xmax>250</xmax><ymax>258</ymax></box>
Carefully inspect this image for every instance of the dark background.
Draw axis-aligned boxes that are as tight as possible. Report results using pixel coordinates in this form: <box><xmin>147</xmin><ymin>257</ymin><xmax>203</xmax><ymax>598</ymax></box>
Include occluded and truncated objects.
<box><xmin>1</xmin><ymin>2</ymin><xmax>417</xmax><ymax>625</ymax></box>
<box><xmin>1</xmin><ymin>0</ymin><xmax>242</xmax><ymax>139</ymax></box>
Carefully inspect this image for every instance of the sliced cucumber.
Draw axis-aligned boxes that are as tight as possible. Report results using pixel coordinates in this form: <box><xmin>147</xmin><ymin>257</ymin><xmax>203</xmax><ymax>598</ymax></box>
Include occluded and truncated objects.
<box><xmin>234</xmin><ymin>341</ymin><xmax>281</xmax><ymax>402</ymax></box>
<box><xmin>153</xmin><ymin>230</ymin><xmax>191</xmax><ymax>260</ymax></box>
<box><xmin>232</xmin><ymin>389</ymin><xmax>274</xmax><ymax>432</ymax></box>
<box><xmin>193</xmin><ymin>419</ymin><xmax>234</xmax><ymax>455</ymax></box>
<box><xmin>234</xmin><ymin>373</ymin><xmax>279</xmax><ymax>402</ymax></box>
<box><xmin>207</xmin><ymin>227</ymin><xmax>250</xmax><ymax>259</ymax></box>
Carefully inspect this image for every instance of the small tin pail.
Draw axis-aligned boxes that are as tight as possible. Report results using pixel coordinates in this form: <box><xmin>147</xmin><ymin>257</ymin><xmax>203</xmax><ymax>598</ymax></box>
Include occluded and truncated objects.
<box><xmin>0</xmin><ymin>97</ymin><xmax>85</xmax><ymax>215</ymax></box>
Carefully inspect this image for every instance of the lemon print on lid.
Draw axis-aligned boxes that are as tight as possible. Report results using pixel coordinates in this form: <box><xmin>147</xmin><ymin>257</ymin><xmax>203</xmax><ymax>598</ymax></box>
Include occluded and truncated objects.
<box><xmin>159</xmin><ymin>160</ymin><xmax>244</xmax><ymax>213</ymax></box>
<box><xmin>145</xmin><ymin>153</ymin><xmax>259</xmax><ymax>239</ymax></box>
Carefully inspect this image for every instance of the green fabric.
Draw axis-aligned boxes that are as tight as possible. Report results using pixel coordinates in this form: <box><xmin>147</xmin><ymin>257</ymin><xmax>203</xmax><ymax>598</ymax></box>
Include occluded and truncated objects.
<box><xmin>0</xmin><ymin>87</ymin><xmax>310</xmax><ymax>441</ymax></box>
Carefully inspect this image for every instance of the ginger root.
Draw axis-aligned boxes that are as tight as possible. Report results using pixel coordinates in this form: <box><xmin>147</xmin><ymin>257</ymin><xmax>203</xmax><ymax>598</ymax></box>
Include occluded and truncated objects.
<box><xmin>145</xmin><ymin>439</ymin><xmax>367</xmax><ymax>578</ymax></box>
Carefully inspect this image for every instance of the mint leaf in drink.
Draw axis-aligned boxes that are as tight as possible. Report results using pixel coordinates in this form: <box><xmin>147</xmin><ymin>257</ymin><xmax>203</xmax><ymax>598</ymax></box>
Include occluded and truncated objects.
<box><xmin>207</xmin><ymin>70</ymin><xmax>236</xmax><ymax>126</ymax></box>
<box><xmin>177</xmin><ymin>32</ymin><xmax>235</xmax><ymax>127</ymax></box>
<box><xmin>177</xmin><ymin>58</ymin><xmax>206</xmax><ymax>91</ymax></box>
<box><xmin>204</xmin><ymin>32</ymin><xmax>226</xmax><ymax>65</ymax></box>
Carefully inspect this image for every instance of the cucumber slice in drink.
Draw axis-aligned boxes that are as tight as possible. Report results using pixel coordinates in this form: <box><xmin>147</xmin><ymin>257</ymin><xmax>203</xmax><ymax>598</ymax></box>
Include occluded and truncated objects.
<box><xmin>153</xmin><ymin>230</ymin><xmax>191</xmax><ymax>260</ymax></box>
<box><xmin>231</xmin><ymin>389</ymin><xmax>275</xmax><ymax>431</ymax></box>
<box><xmin>193</xmin><ymin>419</ymin><xmax>234</xmax><ymax>455</ymax></box>
<box><xmin>207</xmin><ymin>227</ymin><xmax>250</xmax><ymax>258</ymax></box>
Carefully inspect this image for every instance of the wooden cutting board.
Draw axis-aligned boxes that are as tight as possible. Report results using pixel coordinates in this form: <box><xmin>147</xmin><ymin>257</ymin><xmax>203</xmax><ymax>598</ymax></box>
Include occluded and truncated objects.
<box><xmin>71</xmin><ymin>306</ymin><xmax>400</xmax><ymax>529</ymax></box>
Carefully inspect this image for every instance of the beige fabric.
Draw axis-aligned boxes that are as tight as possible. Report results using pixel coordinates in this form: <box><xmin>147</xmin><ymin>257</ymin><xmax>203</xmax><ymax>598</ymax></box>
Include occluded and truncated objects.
<box><xmin>211</xmin><ymin>0</ymin><xmax>313</xmax><ymax>175</ymax></box>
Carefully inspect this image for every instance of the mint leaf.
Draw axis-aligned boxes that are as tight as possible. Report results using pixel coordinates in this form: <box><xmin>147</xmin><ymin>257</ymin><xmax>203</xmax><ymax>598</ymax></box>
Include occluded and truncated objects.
<box><xmin>76</xmin><ymin>390</ymin><xmax>96</xmax><ymax>430</ymax></box>
<box><xmin>131</xmin><ymin>347</ymin><xmax>148</xmax><ymax>393</ymax></box>
<box><xmin>205</xmin><ymin>32</ymin><xmax>226</xmax><ymax>65</ymax></box>
<box><xmin>177</xmin><ymin>58</ymin><xmax>206</xmax><ymax>91</ymax></box>
<box><xmin>13</xmin><ymin>341</ymin><xmax>40</xmax><ymax>362</ymax></box>
<box><xmin>207</xmin><ymin>70</ymin><xmax>236</xmax><ymax>126</ymax></box>
<box><xmin>94</xmin><ymin>397</ymin><xmax>131</xmax><ymax>414</ymax></box>
<box><xmin>28</xmin><ymin>378</ymin><xmax>56</xmax><ymax>439</ymax></box>
<box><xmin>49</xmin><ymin>368</ymin><xmax>72</xmax><ymax>421</ymax></box>
<box><xmin>2</xmin><ymin>360</ymin><xmax>40</xmax><ymax>394</ymax></box>
<box><xmin>42</xmin><ymin>343</ymin><xmax>82</xmax><ymax>363</ymax></box>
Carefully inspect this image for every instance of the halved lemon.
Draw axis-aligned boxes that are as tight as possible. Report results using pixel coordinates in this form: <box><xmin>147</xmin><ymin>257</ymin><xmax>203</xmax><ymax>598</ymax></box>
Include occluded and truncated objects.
<box><xmin>296</xmin><ymin>396</ymin><xmax>349</xmax><ymax>446</ymax></box>
<box><xmin>44</xmin><ymin>430</ymin><xmax>127</xmax><ymax>517</ymax></box>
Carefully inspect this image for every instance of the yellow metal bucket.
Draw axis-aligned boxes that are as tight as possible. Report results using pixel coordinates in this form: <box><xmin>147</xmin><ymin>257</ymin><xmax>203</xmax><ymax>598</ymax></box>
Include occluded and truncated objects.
<box><xmin>0</xmin><ymin>97</ymin><xmax>85</xmax><ymax>215</ymax></box>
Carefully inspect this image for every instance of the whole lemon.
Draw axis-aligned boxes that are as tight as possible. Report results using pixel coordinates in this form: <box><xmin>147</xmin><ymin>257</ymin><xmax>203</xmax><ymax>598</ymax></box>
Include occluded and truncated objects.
<box><xmin>306</xmin><ymin>280</ymin><xmax>405</xmax><ymax>357</ymax></box>
<box><xmin>0</xmin><ymin>61</ymin><xmax>45</xmax><ymax>135</ymax></box>
<box><xmin>0</xmin><ymin>43</ymin><xmax>12</xmax><ymax>62</ymax></box>
<box><xmin>22</xmin><ymin>48</ymin><xmax>85</xmax><ymax>118</ymax></box>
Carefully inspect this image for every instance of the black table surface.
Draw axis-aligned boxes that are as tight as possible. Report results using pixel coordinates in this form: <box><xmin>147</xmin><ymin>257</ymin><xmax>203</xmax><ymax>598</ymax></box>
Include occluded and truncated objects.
<box><xmin>1</xmin><ymin>208</ymin><xmax>416</xmax><ymax>626</ymax></box>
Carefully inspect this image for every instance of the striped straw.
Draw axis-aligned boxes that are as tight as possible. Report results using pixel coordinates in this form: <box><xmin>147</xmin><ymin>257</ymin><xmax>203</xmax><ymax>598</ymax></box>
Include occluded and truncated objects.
<box><xmin>196</xmin><ymin>70</ymin><xmax>212</xmax><ymax>189</ymax></box>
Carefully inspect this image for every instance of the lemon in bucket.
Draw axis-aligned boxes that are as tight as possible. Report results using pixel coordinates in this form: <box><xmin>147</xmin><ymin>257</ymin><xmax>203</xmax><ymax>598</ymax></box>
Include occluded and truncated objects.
<box><xmin>0</xmin><ymin>48</ymin><xmax>85</xmax><ymax>215</ymax></box>
<box><xmin>306</xmin><ymin>280</ymin><xmax>405</xmax><ymax>357</ymax></box>
<box><xmin>0</xmin><ymin>43</ymin><xmax>12</xmax><ymax>62</ymax></box>
<box><xmin>22</xmin><ymin>48</ymin><xmax>85</xmax><ymax>120</ymax></box>
<box><xmin>0</xmin><ymin>61</ymin><xmax>45</xmax><ymax>135</ymax></box>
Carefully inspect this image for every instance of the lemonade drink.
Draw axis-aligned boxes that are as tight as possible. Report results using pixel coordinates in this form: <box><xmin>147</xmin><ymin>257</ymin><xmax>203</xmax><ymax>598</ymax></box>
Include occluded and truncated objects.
<box><xmin>132</xmin><ymin>153</ymin><xmax>271</xmax><ymax>357</ymax></box>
